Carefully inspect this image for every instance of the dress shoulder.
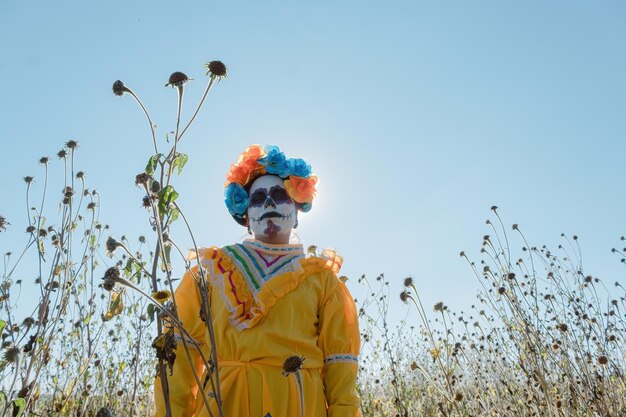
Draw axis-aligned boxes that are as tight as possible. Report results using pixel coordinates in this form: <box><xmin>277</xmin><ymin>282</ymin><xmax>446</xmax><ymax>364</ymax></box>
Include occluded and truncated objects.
<box><xmin>301</xmin><ymin>247</ymin><xmax>344</xmax><ymax>276</ymax></box>
<box><xmin>186</xmin><ymin>246</ymin><xmax>221</xmax><ymax>262</ymax></box>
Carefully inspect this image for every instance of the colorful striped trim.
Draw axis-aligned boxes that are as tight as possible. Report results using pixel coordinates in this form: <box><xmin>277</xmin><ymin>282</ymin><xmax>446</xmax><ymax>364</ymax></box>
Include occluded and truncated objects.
<box><xmin>200</xmin><ymin>252</ymin><xmax>252</xmax><ymax>330</ymax></box>
<box><xmin>324</xmin><ymin>353</ymin><xmax>359</xmax><ymax>365</ymax></box>
<box><xmin>268</xmin><ymin>255</ymin><xmax>300</xmax><ymax>275</ymax></box>
<box><xmin>197</xmin><ymin>243</ymin><xmax>311</xmax><ymax>332</ymax></box>
<box><xmin>225</xmin><ymin>245</ymin><xmax>261</xmax><ymax>291</ymax></box>
<box><xmin>254</xmin><ymin>250</ymin><xmax>286</xmax><ymax>268</ymax></box>
<box><xmin>224</xmin><ymin>243</ymin><xmax>304</xmax><ymax>293</ymax></box>
<box><xmin>238</xmin><ymin>244</ymin><xmax>271</xmax><ymax>279</ymax></box>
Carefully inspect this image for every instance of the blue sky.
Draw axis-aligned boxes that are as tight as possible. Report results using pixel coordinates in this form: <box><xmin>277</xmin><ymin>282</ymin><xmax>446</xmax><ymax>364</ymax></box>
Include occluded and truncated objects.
<box><xmin>1</xmin><ymin>1</ymin><xmax>625</xmax><ymax>321</ymax></box>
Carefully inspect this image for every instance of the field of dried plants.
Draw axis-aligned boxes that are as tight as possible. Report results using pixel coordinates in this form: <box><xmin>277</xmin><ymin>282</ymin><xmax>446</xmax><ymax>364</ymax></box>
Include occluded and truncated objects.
<box><xmin>1</xmin><ymin>63</ymin><xmax>624</xmax><ymax>417</ymax></box>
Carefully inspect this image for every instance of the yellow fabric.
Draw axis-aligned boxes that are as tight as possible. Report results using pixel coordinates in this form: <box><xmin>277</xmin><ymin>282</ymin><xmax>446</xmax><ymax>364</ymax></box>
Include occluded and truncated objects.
<box><xmin>154</xmin><ymin>246</ymin><xmax>361</xmax><ymax>417</ymax></box>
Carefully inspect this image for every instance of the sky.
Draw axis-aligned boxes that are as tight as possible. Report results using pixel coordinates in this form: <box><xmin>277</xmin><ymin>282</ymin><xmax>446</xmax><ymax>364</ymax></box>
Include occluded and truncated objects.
<box><xmin>1</xmin><ymin>1</ymin><xmax>625</xmax><ymax>324</ymax></box>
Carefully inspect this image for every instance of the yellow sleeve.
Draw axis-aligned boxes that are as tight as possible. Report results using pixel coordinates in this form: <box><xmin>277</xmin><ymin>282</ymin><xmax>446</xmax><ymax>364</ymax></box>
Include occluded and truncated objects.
<box><xmin>154</xmin><ymin>267</ymin><xmax>207</xmax><ymax>417</ymax></box>
<box><xmin>317</xmin><ymin>270</ymin><xmax>362</xmax><ymax>417</ymax></box>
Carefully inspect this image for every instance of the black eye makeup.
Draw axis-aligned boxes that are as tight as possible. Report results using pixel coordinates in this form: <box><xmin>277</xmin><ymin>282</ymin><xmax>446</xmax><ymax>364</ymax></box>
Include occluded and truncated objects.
<box><xmin>249</xmin><ymin>188</ymin><xmax>267</xmax><ymax>206</ymax></box>
<box><xmin>269</xmin><ymin>186</ymin><xmax>291</xmax><ymax>204</ymax></box>
<box><xmin>249</xmin><ymin>185</ymin><xmax>293</xmax><ymax>207</ymax></box>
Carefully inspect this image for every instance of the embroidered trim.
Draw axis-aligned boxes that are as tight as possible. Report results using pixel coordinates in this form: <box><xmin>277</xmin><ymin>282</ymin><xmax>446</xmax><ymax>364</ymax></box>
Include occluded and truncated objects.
<box><xmin>243</xmin><ymin>238</ymin><xmax>304</xmax><ymax>254</ymax></box>
<box><xmin>198</xmin><ymin>248</ymin><xmax>253</xmax><ymax>331</ymax></box>
<box><xmin>223</xmin><ymin>242</ymin><xmax>304</xmax><ymax>294</ymax></box>
<box><xmin>324</xmin><ymin>354</ymin><xmax>358</xmax><ymax>365</ymax></box>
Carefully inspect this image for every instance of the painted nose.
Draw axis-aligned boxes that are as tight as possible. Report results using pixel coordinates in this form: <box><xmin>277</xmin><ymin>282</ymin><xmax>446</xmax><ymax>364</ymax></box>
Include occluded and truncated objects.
<box><xmin>264</xmin><ymin>197</ymin><xmax>276</xmax><ymax>209</ymax></box>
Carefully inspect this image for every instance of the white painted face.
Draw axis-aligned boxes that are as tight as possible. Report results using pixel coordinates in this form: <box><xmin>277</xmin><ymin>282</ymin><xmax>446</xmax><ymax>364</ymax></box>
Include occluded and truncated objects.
<box><xmin>247</xmin><ymin>175</ymin><xmax>297</xmax><ymax>242</ymax></box>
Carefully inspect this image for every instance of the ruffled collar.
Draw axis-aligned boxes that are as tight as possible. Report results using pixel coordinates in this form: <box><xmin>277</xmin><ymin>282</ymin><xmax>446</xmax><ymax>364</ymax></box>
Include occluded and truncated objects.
<box><xmin>196</xmin><ymin>244</ymin><xmax>338</xmax><ymax>331</ymax></box>
<box><xmin>241</xmin><ymin>239</ymin><xmax>304</xmax><ymax>257</ymax></box>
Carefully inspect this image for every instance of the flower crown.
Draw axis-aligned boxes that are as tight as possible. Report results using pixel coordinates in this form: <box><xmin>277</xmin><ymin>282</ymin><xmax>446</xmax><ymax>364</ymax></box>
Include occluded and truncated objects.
<box><xmin>224</xmin><ymin>145</ymin><xmax>318</xmax><ymax>225</ymax></box>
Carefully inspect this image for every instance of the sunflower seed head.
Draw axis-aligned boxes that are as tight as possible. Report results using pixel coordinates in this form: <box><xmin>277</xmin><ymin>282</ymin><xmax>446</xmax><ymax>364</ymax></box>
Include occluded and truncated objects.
<box><xmin>112</xmin><ymin>80</ymin><xmax>127</xmax><ymax>97</ymax></box>
<box><xmin>282</xmin><ymin>355</ymin><xmax>305</xmax><ymax>375</ymax></box>
<box><xmin>166</xmin><ymin>72</ymin><xmax>189</xmax><ymax>87</ymax></box>
<box><xmin>206</xmin><ymin>61</ymin><xmax>227</xmax><ymax>78</ymax></box>
<box><xmin>3</xmin><ymin>344</ymin><xmax>20</xmax><ymax>363</ymax></box>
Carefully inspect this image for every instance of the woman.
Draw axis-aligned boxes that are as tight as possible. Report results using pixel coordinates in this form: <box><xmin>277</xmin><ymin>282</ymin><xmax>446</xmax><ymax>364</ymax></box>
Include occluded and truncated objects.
<box><xmin>154</xmin><ymin>145</ymin><xmax>361</xmax><ymax>417</ymax></box>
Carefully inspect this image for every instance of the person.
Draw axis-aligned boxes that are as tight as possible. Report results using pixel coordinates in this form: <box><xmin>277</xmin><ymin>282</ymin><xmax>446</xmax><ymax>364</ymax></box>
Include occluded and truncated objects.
<box><xmin>154</xmin><ymin>145</ymin><xmax>361</xmax><ymax>417</ymax></box>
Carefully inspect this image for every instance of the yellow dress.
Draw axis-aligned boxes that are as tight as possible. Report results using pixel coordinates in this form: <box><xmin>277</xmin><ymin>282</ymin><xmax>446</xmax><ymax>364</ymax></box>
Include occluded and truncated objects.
<box><xmin>154</xmin><ymin>239</ymin><xmax>361</xmax><ymax>417</ymax></box>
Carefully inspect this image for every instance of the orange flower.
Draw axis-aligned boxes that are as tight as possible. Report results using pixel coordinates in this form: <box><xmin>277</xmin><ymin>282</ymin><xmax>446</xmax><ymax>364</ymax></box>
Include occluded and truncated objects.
<box><xmin>248</xmin><ymin>164</ymin><xmax>266</xmax><ymax>180</ymax></box>
<box><xmin>225</xmin><ymin>145</ymin><xmax>267</xmax><ymax>187</ymax></box>
<box><xmin>225</xmin><ymin>163</ymin><xmax>251</xmax><ymax>186</ymax></box>
<box><xmin>238</xmin><ymin>144</ymin><xmax>264</xmax><ymax>166</ymax></box>
<box><xmin>284</xmin><ymin>175</ymin><xmax>318</xmax><ymax>204</ymax></box>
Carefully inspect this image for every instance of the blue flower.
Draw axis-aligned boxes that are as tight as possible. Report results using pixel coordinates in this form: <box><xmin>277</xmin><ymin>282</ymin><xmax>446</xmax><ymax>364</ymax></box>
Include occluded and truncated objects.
<box><xmin>299</xmin><ymin>202</ymin><xmax>312</xmax><ymax>213</ymax></box>
<box><xmin>224</xmin><ymin>183</ymin><xmax>249</xmax><ymax>216</ymax></box>
<box><xmin>286</xmin><ymin>158</ymin><xmax>311</xmax><ymax>178</ymax></box>
<box><xmin>258</xmin><ymin>145</ymin><xmax>289</xmax><ymax>177</ymax></box>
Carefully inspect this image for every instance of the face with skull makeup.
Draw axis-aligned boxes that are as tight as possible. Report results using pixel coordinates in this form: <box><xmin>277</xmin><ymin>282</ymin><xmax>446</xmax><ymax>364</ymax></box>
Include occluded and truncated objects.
<box><xmin>247</xmin><ymin>175</ymin><xmax>297</xmax><ymax>244</ymax></box>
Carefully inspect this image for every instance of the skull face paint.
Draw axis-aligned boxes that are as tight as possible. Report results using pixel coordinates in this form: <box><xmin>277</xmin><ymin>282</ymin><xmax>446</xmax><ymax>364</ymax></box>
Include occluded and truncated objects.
<box><xmin>247</xmin><ymin>175</ymin><xmax>297</xmax><ymax>243</ymax></box>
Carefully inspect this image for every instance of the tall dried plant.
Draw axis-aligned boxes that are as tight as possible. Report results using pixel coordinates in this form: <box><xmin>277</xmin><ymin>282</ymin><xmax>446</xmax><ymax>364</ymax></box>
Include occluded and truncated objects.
<box><xmin>107</xmin><ymin>61</ymin><xmax>228</xmax><ymax>417</ymax></box>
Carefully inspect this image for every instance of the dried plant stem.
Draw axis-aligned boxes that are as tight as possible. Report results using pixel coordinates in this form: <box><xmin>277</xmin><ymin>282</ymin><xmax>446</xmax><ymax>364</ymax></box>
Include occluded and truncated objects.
<box><xmin>0</xmin><ymin>354</ymin><xmax>21</xmax><ymax>417</ymax></box>
<box><xmin>177</xmin><ymin>75</ymin><xmax>216</xmax><ymax>143</ymax></box>
<box><xmin>405</xmin><ymin>285</ymin><xmax>459</xmax><ymax>413</ymax></box>
<box><xmin>144</xmin><ymin>191</ymin><xmax>220</xmax><ymax>417</ymax></box>
<box><xmin>173</xmin><ymin>201</ymin><xmax>225</xmax><ymax>417</ymax></box>
<box><xmin>378</xmin><ymin>282</ymin><xmax>408</xmax><ymax>416</ymax></box>
<box><xmin>111</xmin><ymin>274</ymin><xmax>217</xmax><ymax>417</ymax></box>
<box><xmin>57</xmin><ymin>325</ymin><xmax>106</xmax><ymax>411</ymax></box>
<box><xmin>125</xmin><ymin>87</ymin><xmax>159</xmax><ymax>155</ymax></box>
<box><xmin>163</xmin><ymin>75</ymin><xmax>216</xmax><ymax>176</ymax></box>
<box><xmin>292</xmin><ymin>370</ymin><xmax>304</xmax><ymax>417</ymax></box>
<box><xmin>492</xmin><ymin>209</ymin><xmax>512</xmax><ymax>267</ymax></box>
<box><xmin>166</xmin><ymin>86</ymin><xmax>184</xmax><ymax>187</ymax></box>
<box><xmin>149</xmin><ymin>239</ymin><xmax>173</xmax><ymax>417</ymax></box>
<box><xmin>131</xmin><ymin>319</ymin><xmax>144</xmax><ymax>408</ymax></box>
